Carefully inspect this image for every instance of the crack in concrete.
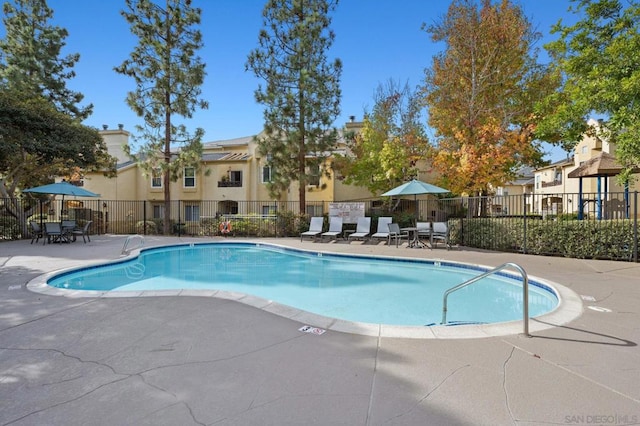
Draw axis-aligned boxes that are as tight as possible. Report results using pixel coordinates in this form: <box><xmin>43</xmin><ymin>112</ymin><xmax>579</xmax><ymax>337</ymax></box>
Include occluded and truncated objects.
<box><xmin>502</xmin><ymin>346</ymin><xmax>517</xmax><ymax>425</ymax></box>
<box><xmin>365</xmin><ymin>334</ymin><xmax>381</xmax><ymax>426</ymax></box>
<box><xmin>41</xmin><ymin>374</ymin><xmax>84</xmax><ymax>386</ymax></box>
<box><xmin>596</xmin><ymin>291</ymin><xmax>614</xmax><ymax>303</ymax></box>
<box><xmin>246</xmin><ymin>350</ymin><xmax>286</xmax><ymax>411</ymax></box>
<box><xmin>580</xmin><ymin>260</ymin><xmax>640</xmax><ymax>274</ymax></box>
<box><xmin>0</xmin><ymin>298</ymin><xmax>98</xmax><ymax>334</ymax></box>
<box><xmin>2</xmin><ymin>329</ymin><xmax>307</xmax><ymax>426</ymax></box>
<box><xmin>3</xmin><ymin>375</ymin><xmax>132</xmax><ymax>425</ymax></box>
<box><xmin>133</xmin><ymin>332</ymin><xmax>307</xmax><ymax>376</ymax></box>
<box><xmin>0</xmin><ymin>346</ymin><xmax>121</xmax><ymax>376</ymax></box>
<box><xmin>135</xmin><ymin>377</ymin><xmax>206</xmax><ymax>426</ymax></box>
<box><xmin>505</xmin><ymin>340</ymin><xmax>640</xmax><ymax>412</ymax></box>
<box><xmin>382</xmin><ymin>363</ymin><xmax>471</xmax><ymax>424</ymax></box>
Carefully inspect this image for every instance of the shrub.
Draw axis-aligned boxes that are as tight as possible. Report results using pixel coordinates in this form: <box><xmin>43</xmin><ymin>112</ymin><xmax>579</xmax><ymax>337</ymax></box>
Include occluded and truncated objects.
<box><xmin>135</xmin><ymin>220</ymin><xmax>157</xmax><ymax>235</ymax></box>
<box><xmin>456</xmin><ymin>217</ymin><xmax>634</xmax><ymax>261</ymax></box>
<box><xmin>199</xmin><ymin>218</ymin><xmax>218</xmax><ymax>236</ymax></box>
<box><xmin>0</xmin><ymin>215</ymin><xmax>21</xmax><ymax>240</ymax></box>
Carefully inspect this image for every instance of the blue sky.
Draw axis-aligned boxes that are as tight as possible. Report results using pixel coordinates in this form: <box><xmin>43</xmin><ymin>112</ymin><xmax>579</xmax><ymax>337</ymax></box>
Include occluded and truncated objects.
<box><xmin>43</xmin><ymin>0</ymin><xmax>579</xmax><ymax>161</ymax></box>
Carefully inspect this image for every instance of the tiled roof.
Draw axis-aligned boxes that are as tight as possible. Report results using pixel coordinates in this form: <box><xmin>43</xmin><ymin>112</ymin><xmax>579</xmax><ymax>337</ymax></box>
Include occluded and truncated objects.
<box><xmin>567</xmin><ymin>152</ymin><xmax>637</xmax><ymax>178</ymax></box>
<box><xmin>202</xmin><ymin>135</ymin><xmax>254</xmax><ymax>148</ymax></box>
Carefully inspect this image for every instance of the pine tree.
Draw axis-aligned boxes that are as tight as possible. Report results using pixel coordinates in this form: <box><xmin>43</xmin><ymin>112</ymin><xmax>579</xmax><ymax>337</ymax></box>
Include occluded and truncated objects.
<box><xmin>0</xmin><ymin>0</ymin><xmax>111</xmax><ymax>217</ymax></box>
<box><xmin>246</xmin><ymin>0</ymin><xmax>342</xmax><ymax>212</ymax></box>
<box><xmin>115</xmin><ymin>0</ymin><xmax>208</xmax><ymax>234</ymax></box>
<box><xmin>0</xmin><ymin>0</ymin><xmax>91</xmax><ymax>119</ymax></box>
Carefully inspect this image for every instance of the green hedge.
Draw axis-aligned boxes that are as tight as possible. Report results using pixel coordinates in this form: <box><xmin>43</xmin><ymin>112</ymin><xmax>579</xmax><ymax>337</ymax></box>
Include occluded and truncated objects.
<box><xmin>453</xmin><ymin>218</ymin><xmax>635</xmax><ymax>261</ymax></box>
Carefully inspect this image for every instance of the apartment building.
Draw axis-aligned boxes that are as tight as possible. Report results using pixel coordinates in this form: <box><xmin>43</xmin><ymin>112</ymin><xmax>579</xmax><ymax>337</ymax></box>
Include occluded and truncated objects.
<box><xmin>80</xmin><ymin>121</ymin><xmax>375</xmax><ymax>223</ymax></box>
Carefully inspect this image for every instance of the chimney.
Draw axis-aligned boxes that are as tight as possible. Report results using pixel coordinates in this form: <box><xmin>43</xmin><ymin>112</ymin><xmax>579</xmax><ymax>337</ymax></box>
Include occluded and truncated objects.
<box><xmin>118</xmin><ymin>123</ymin><xmax>124</xmax><ymax>130</ymax></box>
<box><xmin>349</xmin><ymin>115</ymin><xmax>355</xmax><ymax>122</ymax></box>
<box><xmin>102</xmin><ymin>124</ymin><xmax>108</xmax><ymax>130</ymax></box>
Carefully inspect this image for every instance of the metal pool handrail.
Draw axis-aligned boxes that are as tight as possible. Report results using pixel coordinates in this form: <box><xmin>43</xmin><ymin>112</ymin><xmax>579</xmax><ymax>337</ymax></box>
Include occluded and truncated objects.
<box><xmin>441</xmin><ymin>262</ymin><xmax>530</xmax><ymax>337</ymax></box>
<box><xmin>121</xmin><ymin>234</ymin><xmax>145</xmax><ymax>255</ymax></box>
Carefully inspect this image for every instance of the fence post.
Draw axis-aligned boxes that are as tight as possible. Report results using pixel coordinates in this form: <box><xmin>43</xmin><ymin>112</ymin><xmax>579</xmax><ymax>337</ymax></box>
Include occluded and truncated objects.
<box><xmin>177</xmin><ymin>200</ymin><xmax>182</xmax><ymax>237</ymax></box>
<box><xmin>522</xmin><ymin>193</ymin><xmax>527</xmax><ymax>254</ymax></box>
<box><xmin>634</xmin><ymin>192</ymin><xmax>638</xmax><ymax>263</ymax></box>
<box><xmin>143</xmin><ymin>201</ymin><xmax>147</xmax><ymax>236</ymax></box>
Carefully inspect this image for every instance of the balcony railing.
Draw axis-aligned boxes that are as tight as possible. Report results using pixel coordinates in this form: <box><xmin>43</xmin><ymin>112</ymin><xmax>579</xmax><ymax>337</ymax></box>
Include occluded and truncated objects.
<box><xmin>218</xmin><ymin>181</ymin><xmax>242</xmax><ymax>188</ymax></box>
<box><xmin>541</xmin><ymin>180</ymin><xmax>562</xmax><ymax>188</ymax></box>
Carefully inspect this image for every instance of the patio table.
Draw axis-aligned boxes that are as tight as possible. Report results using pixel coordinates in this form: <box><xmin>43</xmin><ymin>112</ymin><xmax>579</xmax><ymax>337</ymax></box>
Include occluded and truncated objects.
<box><xmin>61</xmin><ymin>220</ymin><xmax>77</xmax><ymax>242</ymax></box>
<box><xmin>401</xmin><ymin>227</ymin><xmax>428</xmax><ymax>248</ymax></box>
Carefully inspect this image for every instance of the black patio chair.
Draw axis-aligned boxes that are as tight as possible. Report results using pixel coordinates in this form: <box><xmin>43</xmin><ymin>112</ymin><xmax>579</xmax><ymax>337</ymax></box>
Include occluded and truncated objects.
<box><xmin>72</xmin><ymin>221</ymin><xmax>92</xmax><ymax>243</ymax></box>
<box><xmin>29</xmin><ymin>221</ymin><xmax>43</xmax><ymax>244</ymax></box>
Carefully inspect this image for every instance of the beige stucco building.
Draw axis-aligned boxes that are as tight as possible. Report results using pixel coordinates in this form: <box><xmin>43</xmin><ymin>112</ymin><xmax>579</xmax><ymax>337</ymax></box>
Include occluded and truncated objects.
<box><xmin>76</xmin><ymin>117</ymin><xmax>637</xmax><ymax>230</ymax></box>
<box><xmin>532</xmin><ymin>119</ymin><xmax>637</xmax><ymax>218</ymax></box>
<box><xmin>81</xmin><ymin>122</ymin><xmax>377</xmax><ymax>226</ymax></box>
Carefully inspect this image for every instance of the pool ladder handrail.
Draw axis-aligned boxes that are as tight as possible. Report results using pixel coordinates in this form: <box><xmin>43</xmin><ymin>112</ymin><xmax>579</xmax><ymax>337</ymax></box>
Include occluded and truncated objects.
<box><xmin>441</xmin><ymin>262</ymin><xmax>530</xmax><ymax>337</ymax></box>
<box><xmin>121</xmin><ymin>234</ymin><xmax>145</xmax><ymax>255</ymax></box>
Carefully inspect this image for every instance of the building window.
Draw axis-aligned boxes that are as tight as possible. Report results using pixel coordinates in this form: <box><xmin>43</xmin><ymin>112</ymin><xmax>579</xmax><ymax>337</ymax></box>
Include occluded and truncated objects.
<box><xmin>153</xmin><ymin>204</ymin><xmax>164</xmax><ymax>219</ymax></box>
<box><xmin>554</xmin><ymin>170</ymin><xmax>562</xmax><ymax>185</ymax></box>
<box><xmin>535</xmin><ymin>175</ymin><xmax>540</xmax><ymax>190</ymax></box>
<box><xmin>262</xmin><ymin>205</ymin><xmax>276</xmax><ymax>216</ymax></box>
<box><xmin>185</xmin><ymin>204</ymin><xmax>200</xmax><ymax>221</ymax></box>
<box><xmin>262</xmin><ymin>166</ymin><xmax>272</xmax><ymax>183</ymax></box>
<box><xmin>308</xmin><ymin>164</ymin><xmax>320</xmax><ymax>186</ymax></box>
<box><xmin>151</xmin><ymin>168</ymin><xmax>162</xmax><ymax>188</ymax></box>
<box><xmin>581</xmin><ymin>146</ymin><xmax>587</xmax><ymax>154</ymax></box>
<box><xmin>184</xmin><ymin>167</ymin><xmax>195</xmax><ymax>188</ymax></box>
<box><xmin>306</xmin><ymin>204</ymin><xmax>323</xmax><ymax>217</ymax></box>
<box><xmin>230</xmin><ymin>170</ymin><xmax>242</xmax><ymax>183</ymax></box>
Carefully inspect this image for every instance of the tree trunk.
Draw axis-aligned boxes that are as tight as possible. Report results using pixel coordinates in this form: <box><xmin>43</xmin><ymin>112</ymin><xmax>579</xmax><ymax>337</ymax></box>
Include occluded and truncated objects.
<box><xmin>298</xmin><ymin>75</ymin><xmax>306</xmax><ymax>214</ymax></box>
<box><xmin>163</xmin><ymin>93</ymin><xmax>171</xmax><ymax>235</ymax></box>
<box><xmin>163</xmin><ymin>6</ymin><xmax>172</xmax><ymax>236</ymax></box>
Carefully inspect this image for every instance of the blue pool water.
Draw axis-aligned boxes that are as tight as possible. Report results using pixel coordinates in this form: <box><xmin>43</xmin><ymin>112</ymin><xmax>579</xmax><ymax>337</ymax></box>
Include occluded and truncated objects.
<box><xmin>48</xmin><ymin>243</ymin><xmax>558</xmax><ymax>326</ymax></box>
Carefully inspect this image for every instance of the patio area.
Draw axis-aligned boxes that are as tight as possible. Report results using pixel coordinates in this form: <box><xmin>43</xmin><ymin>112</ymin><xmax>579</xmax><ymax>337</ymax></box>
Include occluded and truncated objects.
<box><xmin>1</xmin><ymin>235</ymin><xmax>639</xmax><ymax>425</ymax></box>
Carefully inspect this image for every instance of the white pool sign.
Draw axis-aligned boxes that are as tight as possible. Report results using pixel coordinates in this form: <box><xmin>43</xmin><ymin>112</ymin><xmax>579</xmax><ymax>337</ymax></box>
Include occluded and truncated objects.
<box><xmin>299</xmin><ymin>325</ymin><xmax>326</xmax><ymax>335</ymax></box>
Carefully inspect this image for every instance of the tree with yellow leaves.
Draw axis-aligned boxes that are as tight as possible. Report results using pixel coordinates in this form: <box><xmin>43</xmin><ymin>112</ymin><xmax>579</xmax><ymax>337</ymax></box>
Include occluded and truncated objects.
<box><xmin>337</xmin><ymin>80</ymin><xmax>428</xmax><ymax>195</ymax></box>
<box><xmin>422</xmin><ymin>0</ymin><xmax>557</xmax><ymax>198</ymax></box>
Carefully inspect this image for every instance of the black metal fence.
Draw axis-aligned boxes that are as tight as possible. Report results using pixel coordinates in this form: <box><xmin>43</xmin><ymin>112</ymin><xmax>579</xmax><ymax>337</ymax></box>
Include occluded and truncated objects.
<box><xmin>1</xmin><ymin>191</ymin><xmax>637</xmax><ymax>261</ymax></box>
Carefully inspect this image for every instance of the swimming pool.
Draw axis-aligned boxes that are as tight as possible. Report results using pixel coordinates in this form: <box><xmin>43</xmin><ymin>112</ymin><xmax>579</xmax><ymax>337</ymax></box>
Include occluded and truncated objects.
<box><xmin>44</xmin><ymin>242</ymin><xmax>559</xmax><ymax>327</ymax></box>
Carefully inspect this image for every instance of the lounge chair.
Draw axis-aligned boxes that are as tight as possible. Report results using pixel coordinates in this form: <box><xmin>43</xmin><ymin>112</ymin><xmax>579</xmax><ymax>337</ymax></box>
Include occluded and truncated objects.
<box><xmin>300</xmin><ymin>216</ymin><xmax>324</xmax><ymax>241</ymax></box>
<box><xmin>387</xmin><ymin>223</ymin><xmax>409</xmax><ymax>248</ymax></box>
<box><xmin>348</xmin><ymin>217</ymin><xmax>371</xmax><ymax>241</ymax></box>
<box><xmin>29</xmin><ymin>221</ymin><xmax>43</xmax><ymax>244</ymax></box>
<box><xmin>430</xmin><ymin>221</ymin><xmax>450</xmax><ymax>250</ymax></box>
<box><xmin>370</xmin><ymin>217</ymin><xmax>392</xmax><ymax>243</ymax></box>
<box><xmin>321</xmin><ymin>216</ymin><xmax>343</xmax><ymax>241</ymax></box>
<box><xmin>72</xmin><ymin>220</ymin><xmax>93</xmax><ymax>243</ymax></box>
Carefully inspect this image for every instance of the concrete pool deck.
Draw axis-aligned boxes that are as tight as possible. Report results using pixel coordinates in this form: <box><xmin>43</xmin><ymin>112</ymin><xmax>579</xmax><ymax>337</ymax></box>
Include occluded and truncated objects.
<box><xmin>1</xmin><ymin>235</ymin><xmax>639</xmax><ymax>425</ymax></box>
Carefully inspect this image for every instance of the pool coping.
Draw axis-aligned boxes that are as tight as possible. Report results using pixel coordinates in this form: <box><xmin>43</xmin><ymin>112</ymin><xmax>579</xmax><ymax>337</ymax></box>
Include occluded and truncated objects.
<box><xmin>26</xmin><ymin>241</ymin><xmax>584</xmax><ymax>339</ymax></box>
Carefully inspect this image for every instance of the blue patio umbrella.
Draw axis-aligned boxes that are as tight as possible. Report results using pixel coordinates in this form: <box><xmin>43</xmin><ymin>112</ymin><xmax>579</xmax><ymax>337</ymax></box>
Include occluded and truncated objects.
<box><xmin>381</xmin><ymin>179</ymin><xmax>449</xmax><ymax>223</ymax></box>
<box><xmin>381</xmin><ymin>179</ymin><xmax>449</xmax><ymax>197</ymax></box>
<box><xmin>23</xmin><ymin>181</ymin><xmax>100</xmax><ymax>198</ymax></box>
<box><xmin>23</xmin><ymin>181</ymin><xmax>100</xmax><ymax>217</ymax></box>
